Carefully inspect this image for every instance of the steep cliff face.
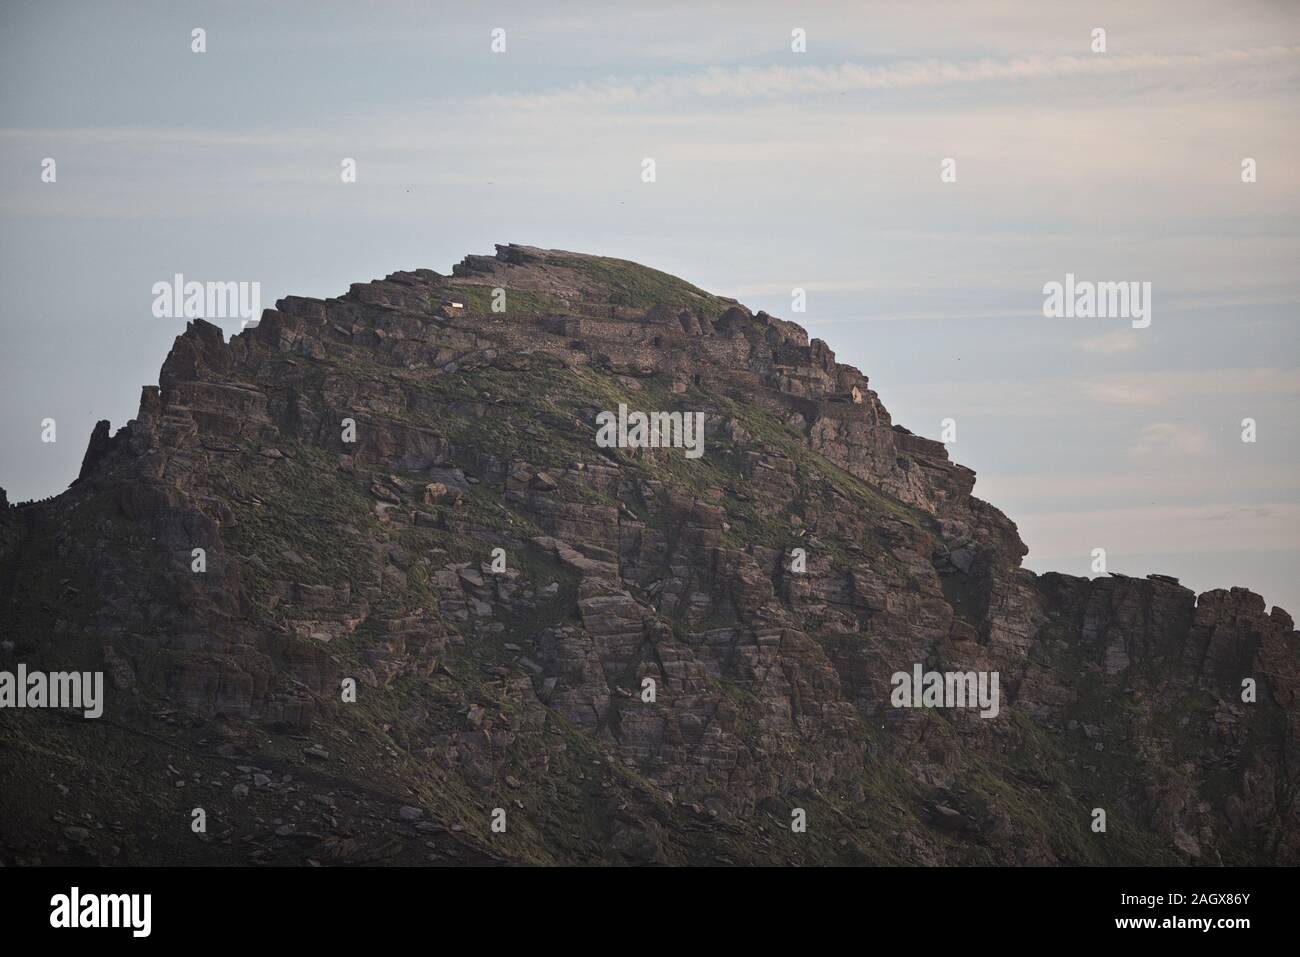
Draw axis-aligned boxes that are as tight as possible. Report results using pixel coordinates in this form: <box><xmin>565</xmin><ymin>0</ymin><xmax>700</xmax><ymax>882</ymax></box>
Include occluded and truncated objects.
<box><xmin>1</xmin><ymin>244</ymin><xmax>1295</xmax><ymax>866</ymax></box>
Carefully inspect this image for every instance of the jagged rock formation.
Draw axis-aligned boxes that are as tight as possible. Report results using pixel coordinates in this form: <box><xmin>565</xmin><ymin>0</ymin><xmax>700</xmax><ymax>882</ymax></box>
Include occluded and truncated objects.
<box><xmin>1</xmin><ymin>244</ymin><xmax>1295</xmax><ymax>866</ymax></box>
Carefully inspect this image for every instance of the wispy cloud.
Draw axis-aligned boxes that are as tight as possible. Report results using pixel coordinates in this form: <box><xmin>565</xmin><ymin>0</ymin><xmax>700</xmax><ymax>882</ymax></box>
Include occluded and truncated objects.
<box><xmin>892</xmin><ymin>368</ymin><xmax>1300</xmax><ymax>418</ymax></box>
<box><xmin>485</xmin><ymin>46</ymin><xmax>1300</xmax><ymax>110</ymax></box>
<box><xmin>1129</xmin><ymin>422</ymin><xmax>1211</xmax><ymax>460</ymax></box>
<box><xmin>981</xmin><ymin>463</ymin><xmax>1300</xmax><ymax>506</ymax></box>
<box><xmin>1080</xmin><ymin>330</ymin><xmax>1142</xmax><ymax>355</ymax></box>
<box><xmin>1083</xmin><ymin>369</ymin><xmax>1300</xmax><ymax>406</ymax></box>
<box><xmin>1019</xmin><ymin>502</ymin><xmax>1300</xmax><ymax>560</ymax></box>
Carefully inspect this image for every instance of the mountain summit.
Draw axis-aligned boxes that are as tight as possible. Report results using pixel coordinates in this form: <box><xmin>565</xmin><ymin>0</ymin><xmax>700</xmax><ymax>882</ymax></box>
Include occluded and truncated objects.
<box><xmin>1</xmin><ymin>244</ymin><xmax>1295</xmax><ymax>865</ymax></box>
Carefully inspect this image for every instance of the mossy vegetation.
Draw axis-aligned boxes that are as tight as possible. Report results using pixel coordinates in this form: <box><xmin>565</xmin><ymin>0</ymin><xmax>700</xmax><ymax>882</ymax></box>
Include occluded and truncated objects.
<box><xmin>208</xmin><ymin>442</ymin><xmax>376</xmax><ymax>613</ymax></box>
<box><xmin>555</xmin><ymin>253</ymin><xmax>730</xmax><ymax>320</ymax></box>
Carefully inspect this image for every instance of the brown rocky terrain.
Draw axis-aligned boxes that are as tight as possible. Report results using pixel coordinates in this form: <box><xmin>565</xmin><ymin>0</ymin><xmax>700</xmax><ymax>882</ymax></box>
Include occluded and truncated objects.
<box><xmin>1</xmin><ymin>244</ymin><xmax>1295</xmax><ymax>866</ymax></box>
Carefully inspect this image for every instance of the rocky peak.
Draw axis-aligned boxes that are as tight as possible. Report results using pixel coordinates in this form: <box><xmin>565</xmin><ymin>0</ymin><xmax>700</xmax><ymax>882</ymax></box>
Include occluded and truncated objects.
<box><xmin>0</xmin><ymin>245</ymin><xmax>1294</xmax><ymax>867</ymax></box>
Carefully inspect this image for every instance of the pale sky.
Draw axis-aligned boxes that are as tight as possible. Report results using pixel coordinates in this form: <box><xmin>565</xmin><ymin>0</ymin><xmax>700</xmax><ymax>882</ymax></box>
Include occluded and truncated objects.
<box><xmin>2</xmin><ymin>0</ymin><xmax>1297</xmax><ymax>613</ymax></box>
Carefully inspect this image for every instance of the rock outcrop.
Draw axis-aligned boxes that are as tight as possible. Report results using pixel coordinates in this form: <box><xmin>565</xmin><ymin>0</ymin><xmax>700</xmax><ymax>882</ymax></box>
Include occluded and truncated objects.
<box><xmin>1</xmin><ymin>244</ymin><xmax>1295</xmax><ymax>866</ymax></box>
